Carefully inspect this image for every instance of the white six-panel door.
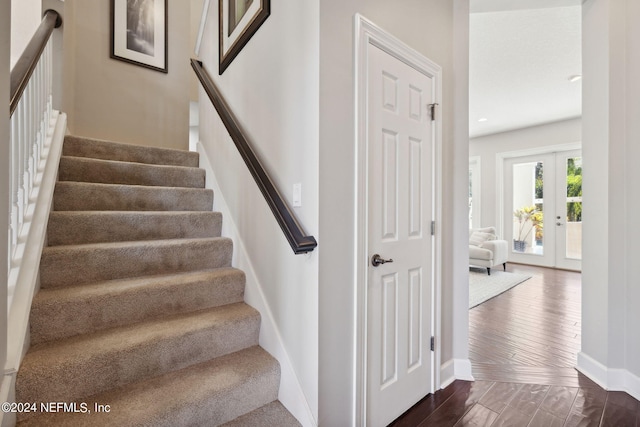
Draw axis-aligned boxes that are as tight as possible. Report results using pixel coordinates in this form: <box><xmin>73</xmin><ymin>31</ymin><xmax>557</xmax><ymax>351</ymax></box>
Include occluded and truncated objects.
<box><xmin>366</xmin><ymin>43</ymin><xmax>435</xmax><ymax>427</ymax></box>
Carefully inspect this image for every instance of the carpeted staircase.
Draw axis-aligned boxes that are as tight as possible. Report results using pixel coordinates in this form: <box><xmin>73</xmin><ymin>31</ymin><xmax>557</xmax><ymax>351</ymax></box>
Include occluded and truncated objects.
<box><xmin>15</xmin><ymin>136</ymin><xmax>301</xmax><ymax>426</ymax></box>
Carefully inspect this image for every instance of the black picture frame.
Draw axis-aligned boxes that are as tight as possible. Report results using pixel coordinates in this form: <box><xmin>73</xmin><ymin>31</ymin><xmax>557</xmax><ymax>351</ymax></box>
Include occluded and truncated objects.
<box><xmin>110</xmin><ymin>0</ymin><xmax>168</xmax><ymax>73</ymax></box>
<box><xmin>219</xmin><ymin>0</ymin><xmax>270</xmax><ymax>74</ymax></box>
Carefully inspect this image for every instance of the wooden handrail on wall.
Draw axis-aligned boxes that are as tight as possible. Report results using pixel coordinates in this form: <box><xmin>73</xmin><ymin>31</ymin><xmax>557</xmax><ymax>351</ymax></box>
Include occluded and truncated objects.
<box><xmin>10</xmin><ymin>9</ymin><xmax>62</xmax><ymax>117</ymax></box>
<box><xmin>190</xmin><ymin>59</ymin><xmax>317</xmax><ymax>254</ymax></box>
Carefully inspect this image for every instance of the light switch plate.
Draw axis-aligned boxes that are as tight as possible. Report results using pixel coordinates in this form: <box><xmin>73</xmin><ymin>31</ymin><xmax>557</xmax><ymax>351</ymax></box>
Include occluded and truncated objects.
<box><xmin>293</xmin><ymin>183</ymin><xmax>302</xmax><ymax>207</ymax></box>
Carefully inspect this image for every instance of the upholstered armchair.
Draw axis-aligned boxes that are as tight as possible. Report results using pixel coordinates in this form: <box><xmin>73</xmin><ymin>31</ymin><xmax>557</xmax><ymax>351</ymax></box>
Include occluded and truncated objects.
<box><xmin>469</xmin><ymin>226</ymin><xmax>508</xmax><ymax>275</ymax></box>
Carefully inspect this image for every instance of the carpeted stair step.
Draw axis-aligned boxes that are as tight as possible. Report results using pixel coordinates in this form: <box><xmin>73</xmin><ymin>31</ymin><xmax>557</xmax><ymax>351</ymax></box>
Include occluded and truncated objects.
<box><xmin>62</xmin><ymin>135</ymin><xmax>200</xmax><ymax>167</ymax></box>
<box><xmin>40</xmin><ymin>237</ymin><xmax>233</xmax><ymax>288</ymax></box>
<box><xmin>53</xmin><ymin>181</ymin><xmax>213</xmax><ymax>212</ymax></box>
<box><xmin>17</xmin><ymin>346</ymin><xmax>280</xmax><ymax>426</ymax></box>
<box><xmin>58</xmin><ymin>156</ymin><xmax>206</xmax><ymax>188</ymax></box>
<box><xmin>47</xmin><ymin>211</ymin><xmax>222</xmax><ymax>246</ymax></box>
<box><xmin>17</xmin><ymin>135</ymin><xmax>300</xmax><ymax>425</ymax></box>
<box><xmin>17</xmin><ymin>303</ymin><xmax>261</xmax><ymax>406</ymax></box>
<box><xmin>30</xmin><ymin>268</ymin><xmax>246</xmax><ymax>345</ymax></box>
<box><xmin>220</xmin><ymin>401</ymin><xmax>301</xmax><ymax>427</ymax></box>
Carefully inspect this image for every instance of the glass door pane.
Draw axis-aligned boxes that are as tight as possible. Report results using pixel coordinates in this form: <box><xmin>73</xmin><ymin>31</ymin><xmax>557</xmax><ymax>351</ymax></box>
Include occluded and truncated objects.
<box><xmin>512</xmin><ymin>161</ymin><xmax>544</xmax><ymax>255</ymax></box>
<box><xmin>564</xmin><ymin>156</ymin><xmax>582</xmax><ymax>260</ymax></box>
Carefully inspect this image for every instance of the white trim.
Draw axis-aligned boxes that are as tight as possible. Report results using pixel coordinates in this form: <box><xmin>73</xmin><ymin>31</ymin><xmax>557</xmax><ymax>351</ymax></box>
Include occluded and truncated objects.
<box><xmin>454</xmin><ymin>358</ymin><xmax>475</xmax><ymax>382</ymax></box>
<box><xmin>1</xmin><ymin>113</ymin><xmax>66</xmax><ymax>427</ymax></box>
<box><xmin>197</xmin><ymin>142</ymin><xmax>317</xmax><ymax>427</ymax></box>
<box><xmin>469</xmin><ymin>156</ymin><xmax>481</xmax><ymax>229</ymax></box>
<box><xmin>6</xmin><ymin>112</ymin><xmax>66</xmax><ymax>374</ymax></box>
<box><xmin>353</xmin><ymin>14</ymin><xmax>443</xmax><ymax>427</ymax></box>
<box><xmin>0</xmin><ymin>374</ymin><xmax>16</xmax><ymax>427</ymax></box>
<box><xmin>194</xmin><ymin>0</ymin><xmax>211</xmax><ymax>57</ymax></box>
<box><xmin>439</xmin><ymin>358</ymin><xmax>475</xmax><ymax>390</ymax></box>
<box><xmin>577</xmin><ymin>351</ymin><xmax>640</xmax><ymax>402</ymax></box>
<box><xmin>495</xmin><ymin>142</ymin><xmax>581</xmax><ymax>245</ymax></box>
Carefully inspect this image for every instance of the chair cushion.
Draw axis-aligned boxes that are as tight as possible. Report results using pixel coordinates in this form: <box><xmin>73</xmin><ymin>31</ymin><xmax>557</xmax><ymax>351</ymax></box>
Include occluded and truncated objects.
<box><xmin>469</xmin><ymin>231</ymin><xmax>496</xmax><ymax>247</ymax></box>
<box><xmin>469</xmin><ymin>245</ymin><xmax>493</xmax><ymax>261</ymax></box>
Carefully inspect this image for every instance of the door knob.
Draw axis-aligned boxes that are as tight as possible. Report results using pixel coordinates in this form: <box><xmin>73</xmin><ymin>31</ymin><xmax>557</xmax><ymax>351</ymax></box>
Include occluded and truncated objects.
<box><xmin>371</xmin><ymin>254</ymin><xmax>394</xmax><ymax>267</ymax></box>
<box><xmin>556</xmin><ymin>222</ymin><xmax>563</xmax><ymax>226</ymax></box>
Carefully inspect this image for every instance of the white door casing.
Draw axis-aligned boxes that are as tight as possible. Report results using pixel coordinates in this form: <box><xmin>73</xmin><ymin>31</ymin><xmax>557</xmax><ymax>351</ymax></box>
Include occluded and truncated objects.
<box><xmin>354</xmin><ymin>14</ymin><xmax>442</xmax><ymax>427</ymax></box>
<box><xmin>469</xmin><ymin>156</ymin><xmax>481</xmax><ymax>230</ymax></box>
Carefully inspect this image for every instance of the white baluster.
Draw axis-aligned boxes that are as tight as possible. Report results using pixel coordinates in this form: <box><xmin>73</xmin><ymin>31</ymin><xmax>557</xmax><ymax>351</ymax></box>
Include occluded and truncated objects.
<box><xmin>10</xmin><ymin>116</ymin><xmax>19</xmax><ymax>253</ymax></box>
<box><xmin>34</xmin><ymin>62</ymin><xmax>42</xmax><ymax>169</ymax></box>
<box><xmin>45</xmin><ymin>41</ymin><xmax>52</xmax><ymax>131</ymax></box>
<box><xmin>17</xmin><ymin>98</ymin><xmax>26</xmax><ymax>229</ymax></box>
<box><xmin>26</xmin><ymin>81</ymin><xmax>35</xmax><ymax>201</ymax></box>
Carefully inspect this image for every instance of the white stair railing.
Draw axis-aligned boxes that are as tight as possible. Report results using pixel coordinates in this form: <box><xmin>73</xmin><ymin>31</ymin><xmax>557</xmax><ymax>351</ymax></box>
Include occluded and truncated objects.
<box><xmin>3</xmin><ymin>10</ymin><xmax>67</xmax><ymax>425</ymax></box>
<box><xmin>8</xmin><ymin>9</ymin><xmax>61</xmax><ymax>308</ymax></box>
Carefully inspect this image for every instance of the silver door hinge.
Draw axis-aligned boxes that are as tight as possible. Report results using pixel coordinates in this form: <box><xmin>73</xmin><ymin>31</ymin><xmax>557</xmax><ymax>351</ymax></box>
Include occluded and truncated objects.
<box><xmin>431</xmin><ymin>221</ymin><xmax>435</xmax><ymax>236</ymax></box>
<box><xmin>428</xmin><ymin>103</ymin><xmax>438</xmax><ymax>121</ymax></box>
<box><xmin>430</xmin><ymin>336</ymin><xmax>435</xmax><ymax>352</ymax></box>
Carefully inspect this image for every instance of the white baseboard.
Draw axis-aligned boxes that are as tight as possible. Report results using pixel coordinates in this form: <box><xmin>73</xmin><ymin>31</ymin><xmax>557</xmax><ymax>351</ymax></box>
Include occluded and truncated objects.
<box><xmin>197</xmin><ymin>143</ymin><xmax>317</xmax><ymax>427</ymax></box>
<box><xmin>0</xmin><ymin>374</ymin><xmax>16</xmax><ymax>427</ymax></box>
<box><xmin>577</xmin><ymin>351</ymin><xmax>640</xmax><ymax>402</ymax></box>
<box><xmin>440</xmin><ymin>358</ymin><xmax>474</xmax><ymax>389</ymax></box>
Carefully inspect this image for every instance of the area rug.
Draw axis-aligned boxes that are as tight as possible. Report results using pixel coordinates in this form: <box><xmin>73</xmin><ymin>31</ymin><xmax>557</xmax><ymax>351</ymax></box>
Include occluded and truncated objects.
<box><xmin>469</xmin><ymin>268</ymin><xmax>531</xmax><ymax>309</ymax></box>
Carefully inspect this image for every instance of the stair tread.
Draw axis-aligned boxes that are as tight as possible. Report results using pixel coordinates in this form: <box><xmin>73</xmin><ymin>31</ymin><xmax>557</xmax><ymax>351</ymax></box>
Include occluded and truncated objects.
<box><xmin>47</xmin><ymin>211</ymin><xmax>223</xmax><ymax>246</ymax></box>
<box><xmin>18</xmin><ymin>303</ymin><xmax>261</xmax><ymax>404</ymax></box>
<box><xmin>221</xmin><ymin>401</ymin><xmax>301</xmax><ymax>427</ymax></box>
<box><xmin>40</xmin><ymin>237</ymin><xmax>233</xmax><ymax>288</ymax></box>
<box><xmin>34</xmin><ymin>267</ymin><xmax>244</xmax><ymax>303</ymax></box>
<box><xmin>55</xmin><ymin>180</ymin><xmax>212</xmax><ymax>191</ymax></box>
<box><xmin>18</xmin><ymin>346</ymin><xmax>279</xmax><ymax>426</ymax></box>
<box><xmin>58</xmin><ymin>155</ymin><xmax>206</xmax><ymax>188</ymax></box>
<box><xmin>53</xmin><ymin>181</ymin><xmax>214</xmax><ymax>212</ymax></box>
<box><xmin>31</xmin><ymin>268</ymin><xmax>245</xmax><ymax>344</ymax></box>
<box><xmin>42</xmin><ymin>236</ymin><xmax>231</xmax><ymax>253</ymax></box>
<box><xmin>63</xmin><ymin>135</ymin><xmax>200</xmax><ymax>167</ymax></box>
<box><xmin>24</xmin><ymin>301</ymin><xmax>258</xmax><ymax>358</ymax></box>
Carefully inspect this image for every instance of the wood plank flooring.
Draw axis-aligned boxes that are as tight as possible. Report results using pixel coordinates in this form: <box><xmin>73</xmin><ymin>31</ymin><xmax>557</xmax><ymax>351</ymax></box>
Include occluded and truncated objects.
<box><xmin>390</xmin><ymin>380</ymin><xmax>640</xmax><ymax>427</ymax></box>
<box><xmin>470</xmin><ymin>264</ymin><xmax>583</xmax><ymax>386</ymax></box>
<box><xmin>388</xmin><ymin>264</ymin><xmax>640</xmax><ymax>426</ymax></box>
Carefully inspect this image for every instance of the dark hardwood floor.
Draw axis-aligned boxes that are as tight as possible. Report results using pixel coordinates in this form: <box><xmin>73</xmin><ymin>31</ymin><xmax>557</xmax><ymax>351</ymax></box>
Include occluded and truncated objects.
<box><xmin>390</xmin><ymin>379</ymin><xmax>640</xmax><ymax>427</ymax></box>
<box><xmin>470</xmin><ymin>264</ymin><xmax>583</xmax><ymax>386</ymax></box>
<box><xmin>389</xmin><ymin>264</ymin><xmax>640</xmax><ymax>426</ymax></box>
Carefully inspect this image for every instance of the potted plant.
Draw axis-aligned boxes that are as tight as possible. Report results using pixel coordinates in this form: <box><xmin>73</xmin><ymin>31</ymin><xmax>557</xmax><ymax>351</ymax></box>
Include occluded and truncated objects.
<box><xmin>513</xmin><ymin>206</ymin><xmax>543</xmax><ymax>252</ymax></box>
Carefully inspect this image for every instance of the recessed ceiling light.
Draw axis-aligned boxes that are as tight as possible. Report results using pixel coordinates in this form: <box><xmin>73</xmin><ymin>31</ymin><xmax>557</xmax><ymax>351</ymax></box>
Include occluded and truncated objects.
<box><xmin>568</xmin><ymin>75</ymin><xmax>582</xmax><ymax>82</ymax></box>
<box><xmin>478</xmin><ymin>118</ymin><xmax>488</xmax><ymax>122</ymax></box>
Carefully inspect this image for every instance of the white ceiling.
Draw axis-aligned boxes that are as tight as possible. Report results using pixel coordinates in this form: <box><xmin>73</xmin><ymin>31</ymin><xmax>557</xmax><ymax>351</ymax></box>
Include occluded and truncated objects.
<box><xmin>469</xmin><ymin>2</ymin><xmax>582</xmax><ymax>138</ymax></box>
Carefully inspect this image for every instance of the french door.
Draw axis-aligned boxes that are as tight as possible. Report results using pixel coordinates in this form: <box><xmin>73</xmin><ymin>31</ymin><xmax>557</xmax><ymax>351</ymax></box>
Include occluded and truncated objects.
<box><xmin>504</xmin><ymin>150</ymin><xmax>582</xmax><ymax>270</ymax></box>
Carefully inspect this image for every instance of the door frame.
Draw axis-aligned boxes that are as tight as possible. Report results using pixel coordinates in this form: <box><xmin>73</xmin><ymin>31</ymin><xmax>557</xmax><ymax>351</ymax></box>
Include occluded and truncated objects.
<box><xmin>496</xmin><ymin>142</ymin><xmax>581</xmax><ymax>266</ymax></box>
<box><xmin>469</xmin><ymin>156</ymin><xmax>482</xmax><ymax>229</ymax></box>
<box><xmin>354</xmin><ymin>14</ymin><xmax>443</xmax><ymax>426</ymax></box>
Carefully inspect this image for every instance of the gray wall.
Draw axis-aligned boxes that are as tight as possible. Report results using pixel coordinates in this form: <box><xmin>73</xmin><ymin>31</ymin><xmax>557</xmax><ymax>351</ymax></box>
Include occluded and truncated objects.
<box><xmin>61</xmin><ymin>0</ymin><xmax>191</xmax><ymax>150</ymax></box>
<box><xmin>197</xmin><ymin>0</ymin><xmax>320</xmax><ymax>420</ymax></box>
<box><xmin>580</xmin><ymin>0</ymin><xmax>640</xmax><ymax>397</ymax></box>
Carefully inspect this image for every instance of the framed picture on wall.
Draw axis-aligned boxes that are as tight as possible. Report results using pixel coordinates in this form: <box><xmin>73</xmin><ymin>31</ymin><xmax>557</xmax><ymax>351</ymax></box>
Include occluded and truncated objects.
<box><xmin>111</xmin><ymin>0</ymin><xmax>168</xmax><ymax>73</ymax></box>
<box><xmin>219</xmin><ymin>0</ymin><xmax>270</xmax><ymax>74</ymax></box>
